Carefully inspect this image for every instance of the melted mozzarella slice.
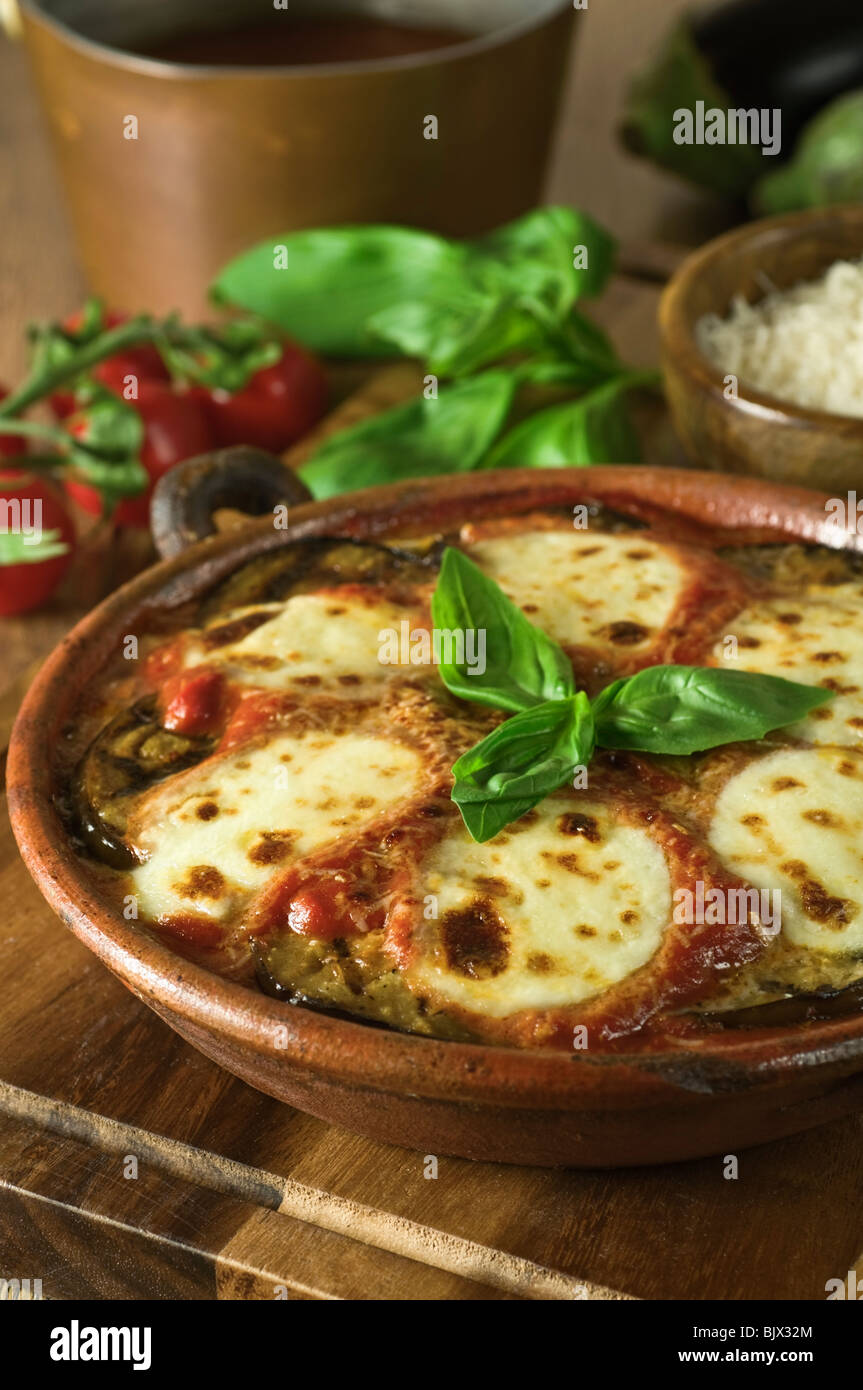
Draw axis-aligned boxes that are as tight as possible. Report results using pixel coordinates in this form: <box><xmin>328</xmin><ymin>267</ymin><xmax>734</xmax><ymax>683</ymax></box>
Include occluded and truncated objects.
<box><xmin>185</xmin><ymin>592</ymin><xmax>425</xmax><ymax>693</ymax></box>
<box><xmin>398</xmin><ymin>798</ymin><xmax>671</xmax><ymax>1017</ymax></box>
<box><xmin>713</xmin><ymin>598</ymin><xmax>863</xmax><ymax>745</ymax></box>
<box><xmin>128</xmin><ymin>729</ymin><xmax>424</xmax><ymax>923</ymax></box>
<box><xmin>709</xmin><ymin>746</ymin><xmax>863</xmax><ymax>953</ymax></box>
<box><xmin>466</xmin><ymin>531</ymin><xmax>688</xmax><ymax>652</ymax></box>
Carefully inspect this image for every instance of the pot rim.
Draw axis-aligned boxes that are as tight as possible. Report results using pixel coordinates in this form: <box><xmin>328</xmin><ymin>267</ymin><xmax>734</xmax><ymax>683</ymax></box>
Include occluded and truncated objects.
<box><xmin>19</xmin><ymin>0</ymin><xmax>573</xmax><ymax>81</ymax></box>
<box><xmin>659</xmin><ymin>204</ymin><xmax>863</xmax><ymax>435</ymax></box>
<box><xmin>9</xmin><ymin>466</ymin><xmax>863</xmax><ymax>1111</ymax></box>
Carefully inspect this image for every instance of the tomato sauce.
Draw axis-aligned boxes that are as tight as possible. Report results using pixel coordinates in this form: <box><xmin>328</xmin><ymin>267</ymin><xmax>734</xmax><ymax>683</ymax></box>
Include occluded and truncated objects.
<box><xmin>161</xmin><ymin>667</ymin><xmax>227</xmax><ymax>737</ymax></box>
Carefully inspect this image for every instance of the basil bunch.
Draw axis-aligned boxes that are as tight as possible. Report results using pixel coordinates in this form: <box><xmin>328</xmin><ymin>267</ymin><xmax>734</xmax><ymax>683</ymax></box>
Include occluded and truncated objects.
<box><xmin>299</xmin><ymin>371</ymin><xmax>517</xmax><ymax>502</ymax></box>
<box><xmin>213</xmin><ymin>208</ymin><xmax>657</xmax><ymax>498</ymax></box>
<box><xmin>212</xmin><ymin>208</ymin><xmax>613</xmax><ymax>372</ymax></box>
<box><xmin>433</xmin><ymin>549</ymin><xmax>834</xmax><ymax>842</ymax></box>
<box><xmin>431</xmin><ymin>546</ymin><xmax>574</xmax><ymax>712</ymax></box>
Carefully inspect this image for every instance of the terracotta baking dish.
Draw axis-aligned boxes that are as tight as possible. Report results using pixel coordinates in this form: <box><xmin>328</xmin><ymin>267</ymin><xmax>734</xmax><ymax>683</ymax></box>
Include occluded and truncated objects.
<box><xmin>9</xmin><ymin>466</ymin><xmax>863</xmax><ymax>1168</ymax></box>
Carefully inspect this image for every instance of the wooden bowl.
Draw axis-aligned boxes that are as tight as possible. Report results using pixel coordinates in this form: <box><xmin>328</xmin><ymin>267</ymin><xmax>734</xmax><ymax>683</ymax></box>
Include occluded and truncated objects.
<box><xmin>659</xmin><ymin>205</ymin><xmax>863</xmax><ymax>493</ymax></box>
<box><xmin>9</xmin><ymin>467</ymin><xmax>863</xmax><ymax>1168</ymax></box>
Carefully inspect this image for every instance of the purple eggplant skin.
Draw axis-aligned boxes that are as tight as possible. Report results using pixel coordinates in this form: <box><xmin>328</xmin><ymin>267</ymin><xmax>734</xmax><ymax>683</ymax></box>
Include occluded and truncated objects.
<box><xmin>693</xmin><ymin>0</ymin><xmax>863</xmax><ymax>148</ymax></box>
<box><xmin>622</xmin><ymin>0</ymin><xmax>863</xmax><ymax>196</ymax></box>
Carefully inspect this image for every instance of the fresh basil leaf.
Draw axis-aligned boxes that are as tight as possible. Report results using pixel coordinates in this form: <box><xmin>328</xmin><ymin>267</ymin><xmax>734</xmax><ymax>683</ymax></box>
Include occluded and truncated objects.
<box><xmin>211</xmin><ymin>208</ymin><xmax>617</xmax><ymax>372</ymax></box>
<box><xmin>298</xmin><ymin>371</ymin><xmax>516</xmax><ymax>501</ymax></box>
<box><xmin>365</xmin><ymin>208</ymin><xmax>616</xmax><ymax>376</ymax></box>
<box><xmin>0</xmin><ymin>528</ymin><xmax>70</xmax><ymax>566</ymax></box>
<box><xmin>593</xmin><ymin>666</ymin><xmax>835</xmax><ymax>755</ymax></box>
<box><xmin>409</xmin><ymin>208</ymin><xmax>616</xmax><ymax>375</ymax></box>
<box><xmin>211</xmin><ymin>225</ymin><xmax>466</xmax><ymax>358</ymax></box>
<box><xmin>368</xmin><ymin>293</ymin><xmax>546</xmax><ymax>378</ymax></box>
<box><xmin>431</xmin><ymin>546</ymin><xmax>574</xmax><ymax>713</ymax></box>
<box><xmin>433</xmin><ymin>557</ymin><xmax>834</xmax><ymax>834</ymax></box>
<box><xmin>513</xmin><ymin>310</ymin><xmax>621</xmax><ymax>389</ymax></box>
<box><xmin>452</xmin><ymin>693</ymin><xmax>595</xmax><ymax>843</ymax></box>
<box><xmin>483</xmin><ymin>371</ymin><xmax>654</xmax><ymax>469</ymax></box>
<box><xmin>472</xmin><ymin>206</ymin><xmax>616</xmax><ymax>307</ymax></box>
<box><xmin>554</xmin><ymin>309</ymin><xmax>622</xmax><ymax>377</ymax></box>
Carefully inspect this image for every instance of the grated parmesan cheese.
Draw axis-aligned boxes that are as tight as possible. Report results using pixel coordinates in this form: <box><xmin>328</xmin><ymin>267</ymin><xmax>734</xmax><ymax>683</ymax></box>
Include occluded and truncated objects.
<box><xmin>696</xmin><ymin>257</ymin><xmax>863</xmax><ymax>417</ymax></box>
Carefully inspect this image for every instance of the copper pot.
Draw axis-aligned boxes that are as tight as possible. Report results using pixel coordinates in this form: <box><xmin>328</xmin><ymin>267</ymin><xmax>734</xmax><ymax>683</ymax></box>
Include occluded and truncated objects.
<box><xmin>8</xmin><ymin>464</ymin><xmax>863</xmax><ymax>1168</ymax></box>
<box><xmin>11</xmin><ymin>0</ymin><xmax>575</xmax><ymax>318</ymax></box>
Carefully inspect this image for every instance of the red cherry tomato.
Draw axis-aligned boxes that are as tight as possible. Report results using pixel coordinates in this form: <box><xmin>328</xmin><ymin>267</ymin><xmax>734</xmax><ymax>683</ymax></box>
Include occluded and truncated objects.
<box><xmin>65</xmin><ymin>381</ymin><xmax>214</xmax><ymax>527</ymax></box>
<box><xmin>0</xmin><ymin>470</ymin><xmax>75</xmax><ymax>616</ymax></box>
<box><xmin>50</xmin><ymin>390</ymin><xmax>79</xmax><ymax>422</ymax></box>
<box><xmin>204</xmin><ymin>342</ymin><xmax>328</xmax><ymax>454</ymax></box>
<box><xmin>0</xmin><ymin>385</ymin><xmax>28</xmax><ymax>460</ymax></box>
<box><xmin>51</xmin><ymin>309</ymin><xmax>170</xmax><ymax>420</ymax></box>
<box><xmin>162</xmin><ymin>667</ymin><xmax>226</xmax><ymax>737</ymax></box>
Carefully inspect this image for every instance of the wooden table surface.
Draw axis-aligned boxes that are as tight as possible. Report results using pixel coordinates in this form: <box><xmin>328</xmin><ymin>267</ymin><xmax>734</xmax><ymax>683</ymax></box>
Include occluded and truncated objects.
<box><xmin>2</xmin><ymin>2</ymin><xmax>860</xmax><ymax>1303</ymax></box>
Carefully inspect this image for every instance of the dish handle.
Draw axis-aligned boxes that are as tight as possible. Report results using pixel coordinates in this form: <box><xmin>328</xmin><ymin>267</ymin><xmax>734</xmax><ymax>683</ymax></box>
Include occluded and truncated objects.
<box><xmin>150</xmin><ymin>447</ymin><xmax>313</xmax><ymax>560</ymax></box>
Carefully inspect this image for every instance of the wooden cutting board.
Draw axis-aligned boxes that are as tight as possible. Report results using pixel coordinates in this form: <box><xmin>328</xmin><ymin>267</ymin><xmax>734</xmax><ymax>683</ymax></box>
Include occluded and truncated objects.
<box><xmin>2</xmin><ymin>269</ymin><xmax>862</xmax><ymax>1301</ymax></box>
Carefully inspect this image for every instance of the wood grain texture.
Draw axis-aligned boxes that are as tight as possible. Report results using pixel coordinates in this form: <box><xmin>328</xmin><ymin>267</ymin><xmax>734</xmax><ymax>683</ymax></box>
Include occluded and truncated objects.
<box><xmin>0</xmin><ymin>1111</ymin><xmax>512</xmax><ymax>1301</ymax></box>
<box><xmin>1</xmin><ymin>1082</ymin><xmax>542</xmax><ymax>1294</ymax></box>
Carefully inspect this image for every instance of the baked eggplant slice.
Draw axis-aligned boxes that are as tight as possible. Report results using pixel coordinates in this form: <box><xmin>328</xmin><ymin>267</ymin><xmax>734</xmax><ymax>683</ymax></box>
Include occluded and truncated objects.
<box><xmin>73</xmin><ymin>697</ymin><xmax>214</xmax><ymax>868</ymax></box>
<box><xmin>198</xmin><ymin>537</ymin><xmax>442</xmax><ymax>623</ymax></box>
<box><xmin>718</xmin><ymin>542</ymin><xmax>863</xmax><ymax>586</ymax></box>
<box><xmin>704</xmin><ymin>977</ymin><xmax>863</xmax><ymax>1029</ymax></box>
<box><xmin>251</xmin><ymin>935</ymin><xmax>471</xmax><ymax>1040</ymax></box>
<box><xmin>73</xmin><ymin>539</ymin><xmax>441</xmax><ymax>866</ymax></box>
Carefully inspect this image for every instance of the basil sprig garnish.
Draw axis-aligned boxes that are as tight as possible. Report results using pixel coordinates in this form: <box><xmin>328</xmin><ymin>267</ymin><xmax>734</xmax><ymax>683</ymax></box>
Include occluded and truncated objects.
<box><xmin>430</xmin><ymin>549</ymin><xmax>573</xmax><ymax>712</ymax></box>
<box><xmin>452</xmin><ymin>694</ymin><xmax>595</xmax><ymax>844</ymax></box>
<box><xmin>433</xmin><ymin>548</ymin><xmax>834</xmax><ymax>842</ymax></box>
<box><xmin>592</xmin><ymin>665</ymin><xmax>832</xmax><ymax>755</ymax></box>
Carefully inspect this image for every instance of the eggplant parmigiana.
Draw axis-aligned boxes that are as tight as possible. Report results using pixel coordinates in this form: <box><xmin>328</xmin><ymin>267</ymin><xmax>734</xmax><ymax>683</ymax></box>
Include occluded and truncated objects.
<box><xmin>63</xmin><ymin>507</ymin><xmax>863</xmax><ymax>1050</ymax></box>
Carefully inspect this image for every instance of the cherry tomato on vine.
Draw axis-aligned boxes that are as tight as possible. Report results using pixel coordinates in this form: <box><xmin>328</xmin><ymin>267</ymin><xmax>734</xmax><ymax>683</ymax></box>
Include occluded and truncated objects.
<box><xmin>0</xmin><ymin>384</ymin><xmax>28</xmax><ymax>460</ymax></box>
<box><xmin>65</xmin><ymin>381</ymin><xmax>214</xmax><ymax>527</ymax></box>
<box><xmin>203</xmin><ymin>341</ymin><xmax>328</xmax><ymax>454</ymax></box>
<box><xmin>51</xmin><ymin>309</ymin><xmax>170</xmax><ymax>420</ymax></box>
<box><xmin>0</xmin><ymin>470</ymin><xmax>75</xmax><ymax>616</ymax></box>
